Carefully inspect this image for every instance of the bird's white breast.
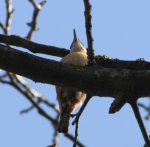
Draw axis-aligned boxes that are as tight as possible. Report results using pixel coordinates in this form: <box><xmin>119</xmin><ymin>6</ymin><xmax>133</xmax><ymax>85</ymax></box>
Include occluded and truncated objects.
<box><xmin>61</xmin><ymin>52</ymin><xmax>87</xmax><ymax>66</ymax></box>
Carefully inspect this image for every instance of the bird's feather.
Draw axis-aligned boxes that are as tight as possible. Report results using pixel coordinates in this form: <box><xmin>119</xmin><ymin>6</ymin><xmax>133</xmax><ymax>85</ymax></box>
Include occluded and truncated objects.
<box><xmin>56</xmin><ymin>31</ymin><xmax>88</xmax><ymax>133</ymax></box>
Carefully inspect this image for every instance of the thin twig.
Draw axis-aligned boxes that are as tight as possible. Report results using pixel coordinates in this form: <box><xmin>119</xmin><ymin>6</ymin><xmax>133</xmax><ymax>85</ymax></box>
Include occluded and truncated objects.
<box><xmin>52</xmin><ymin>128</ymin><xmax>59</xmax><ymax>147</ymax></box>
<box><xmin>5</xmin><ymin>73</ymin><xmax>85</xmax><ymax>147</ymax></box>
<box><xmin>20</xmin><ymin>105</ymin><xmax>36</xmax><ymax>114</ymax></box>
<box><xmin>71</xmin><ymin>95</ymin><xmax>91</xmax><ymax>147</ymax></box>
<box><xmin>65</xmin><ymin>134</ymin><xmax>85</xmax><ymax>147</ymax></box>
<box><xmin>52</xmin><ymin>114</ymin><xmax>60</xmax><ymax>147</ymax></box>
<box><xmin>5</xmin><ymin>0</ymin><xmax>14</xmax><ymax>35</ymax></box>
<box><xmin>73</xmin><ymin>119</ymin><xmax>79</xmax><ymax>147</ymax></box>
<box><xmin>129</xmin><ymin>101</ymin><xmax>150</xmax><ymax>147</ymax></box>
<box><xmin>20</xmin><ymin>101</ymin><xmax>41</xmax><ymax>114</ymax></box>
<box><xmin>0</xmin><ymin>79</ymin><xmax>11</xmax><ymax>84</ymax></box>
<box><xmin>0</xmin><ymin>0</ymin><xmax>13</xmax><ymax>34</ymax></box>
<box><xmin>27</xmin><ymin>0</ymin><xmax>46</xmax><ymax>40</ymax></box>
<box><xmin>13</xmin><ymin>74</ymin><xmax>59</xmax><ymax>113</ymax></box>
<box><xmin>8</xmin><ymin>73</ymin><xmax>56</xmax><ymax>123</ymax></box>
<box><xmin>83</xmin><ymin>0</ymin><xmax>95</xmax><ymax>65</ymax></box>
<box><xmin>138</xmin><ymin>103</ymin><xmax>149</xmax><ymax>111</ymax></box>
<box><xmin>72</xmin><ymin>95</ymin><xmax>91</xmax><ymax>125</ymax></box>
<box><xmin>72</xmin><ymin>95</ymin><xmax>91</xmax><ymax>147</ymax></box>
<box><xmin>0</xmin><ymin>22</ymin><xmax>5</xmax><ymax>31</ymax></box>
<box><xmin>138</xmin><ymin>102</ymin><xmax>150</xmax><ymax>120</ymax></box>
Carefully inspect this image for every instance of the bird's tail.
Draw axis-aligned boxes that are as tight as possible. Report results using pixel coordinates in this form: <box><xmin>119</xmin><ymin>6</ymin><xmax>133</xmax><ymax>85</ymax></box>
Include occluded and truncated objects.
<box><xmin>58</xmin><ymin>112</ymin><xmax>70</xmax><ymax>134</ymax></box>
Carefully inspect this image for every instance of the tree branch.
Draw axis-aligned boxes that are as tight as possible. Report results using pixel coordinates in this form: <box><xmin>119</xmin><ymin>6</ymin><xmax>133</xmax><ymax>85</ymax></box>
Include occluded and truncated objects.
<box><xmin>5</xmin><ymin>0</ymin><xmax>14</xmax><ymax>35</ymax></box>
<box><xmin>73</xmin><ymin>118</ymin><xmax>79</xmax><ymax>147</ymax></box>
<box><xmin>26</xmin><ymin>0</ymin><xmax>46</xmax><ymax>39</ymax></box>
<box><xmin>130</xmin><ymin>102</ymin><xmax>150</xmax><ymax>146</ymax></box>
<box><xmin>0</xmin><ymin>34</ymin><xmax>69</xmax><ymax>57</ymax></box>
<box><xmin>71</xmin><ymin>95</ymin><xmax>91</xmax><ymax>147</ymax></box>
<box><xmin>83</xmin><ymin>0</ymin><xmax>95</xmax><ymax>65</ymax></box>
<box><xmin>65</xmin><ymin>134</ymin><xmax>85</xmax><ymax>147</ymax></box>
<box><xmin>138</xmin><ymin>102</ymin><xmax>150</xmax><ymax>120</ymax></box>
<box><xmin>1</xmin><ymin>44</ymin><xmax>150</xmax><ymax>100</ymax></box>
<box><xmin>1</xmin><ymin>72</ymin><xmax>84</xmax><ymax>146</ymax></box>
<box><xmin>1</xmin><ymin>34</ymin><xmax>150</xmax><ymax>70</ymax></box>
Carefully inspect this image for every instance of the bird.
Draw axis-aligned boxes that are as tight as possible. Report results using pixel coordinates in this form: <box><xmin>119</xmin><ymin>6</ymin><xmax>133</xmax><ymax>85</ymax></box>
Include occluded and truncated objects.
<box><xmin>56</xmin><ymin>29</ymin><xmax>88</xmax><ymax>133</ymax></box>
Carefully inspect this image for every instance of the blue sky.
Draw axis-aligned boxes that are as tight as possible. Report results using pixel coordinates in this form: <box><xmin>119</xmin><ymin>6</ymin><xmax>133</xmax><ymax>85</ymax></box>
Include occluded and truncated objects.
<box><xmin>1</xmin><ymin>0</ymin><xmax>150</xmax><ymax>147</ymax></box>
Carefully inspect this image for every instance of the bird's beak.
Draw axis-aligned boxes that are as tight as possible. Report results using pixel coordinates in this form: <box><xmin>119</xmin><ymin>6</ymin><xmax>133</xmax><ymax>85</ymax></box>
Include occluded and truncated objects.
<box><xmin>73</xmin><ymin>29</ymin><xmax>78</xmax><ymax>41</ymax></box>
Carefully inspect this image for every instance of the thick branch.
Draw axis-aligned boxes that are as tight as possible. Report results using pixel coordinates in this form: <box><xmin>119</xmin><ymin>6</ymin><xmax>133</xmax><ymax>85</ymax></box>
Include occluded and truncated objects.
<box><xmin>2</xmin><ymin>34</ymin><xmax>150</xmax><ymax>71</ymax></box>
<box><xmin>1</xmin><ymin>35</ymin><xmax>150</xmax><ymax>70</ymax></box>
<box><xmin>1</xmin><ymin>44</ymin><xmax>150</xmax><ymax>99</ymax></box>
<box><xmin>0</xmin><ymin>34</ymin><xmax>69</xmax><ymax>57</ymax></box>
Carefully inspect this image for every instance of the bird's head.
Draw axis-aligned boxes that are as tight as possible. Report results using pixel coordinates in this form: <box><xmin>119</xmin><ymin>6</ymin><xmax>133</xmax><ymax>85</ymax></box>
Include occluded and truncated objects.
<box><xmin>70</xmin><ymin>29</ymin><xmax>87</xmax><ymax>53</ymax></box>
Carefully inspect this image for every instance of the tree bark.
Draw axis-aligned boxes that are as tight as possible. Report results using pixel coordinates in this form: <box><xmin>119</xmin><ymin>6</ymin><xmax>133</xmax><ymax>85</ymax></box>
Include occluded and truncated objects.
<box><xmin>1</xmin><ymin>44</ymin><xmax>150</xmax><ymax>100</ymax></box>
<box><xmin>0</xmin><ymin>34</ymin><xmax>69</xmax><ymax>57</ymax></box>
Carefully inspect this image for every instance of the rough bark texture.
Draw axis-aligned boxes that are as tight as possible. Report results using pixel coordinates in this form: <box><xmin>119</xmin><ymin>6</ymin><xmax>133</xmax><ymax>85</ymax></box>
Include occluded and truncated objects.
<box><xmin>1</xmin><ymin>34</ymin><xmax>150</xmax><ymax>70</ymax></box>
<box><xmin>1</xmin><ymin>44</ymin><xmax>150</xmax><ymax>100</ymax></box>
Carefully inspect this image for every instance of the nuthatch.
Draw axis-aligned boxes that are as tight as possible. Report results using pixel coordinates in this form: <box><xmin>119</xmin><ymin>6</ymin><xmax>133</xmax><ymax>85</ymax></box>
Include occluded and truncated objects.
<box><xmin>56</xmin><ymin>29</ymin><xmax>88</xmax><ymax>133</ymax></box>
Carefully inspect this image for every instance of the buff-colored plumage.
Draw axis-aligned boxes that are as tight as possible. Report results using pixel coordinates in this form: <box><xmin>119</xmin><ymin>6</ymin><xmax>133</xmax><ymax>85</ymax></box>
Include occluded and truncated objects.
<box><xmin>56</xmin><ymin>30</ymin><xmax>87</xmax><ymax>133</ymax></box>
